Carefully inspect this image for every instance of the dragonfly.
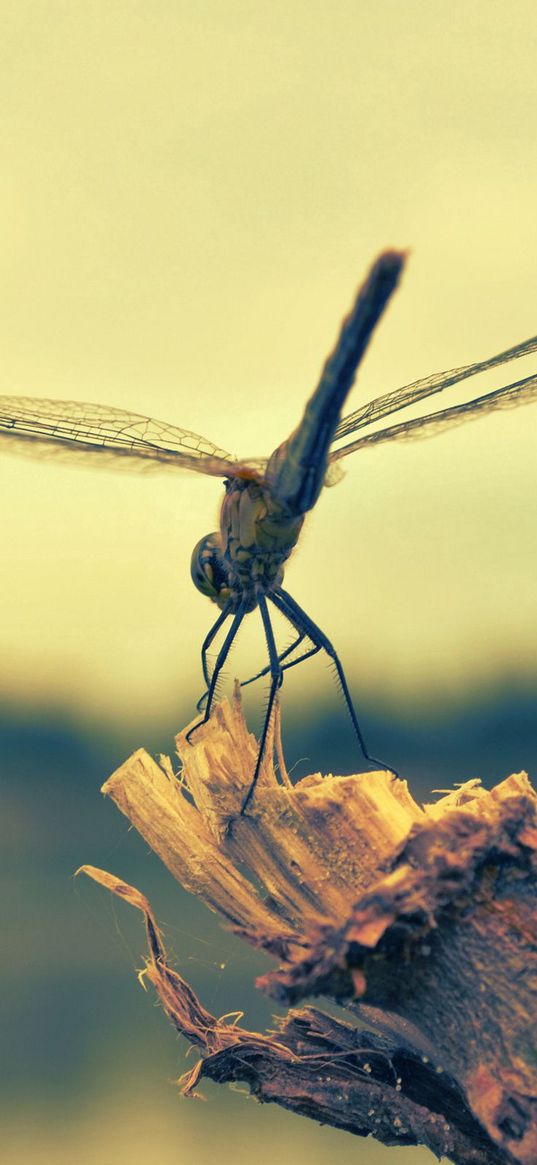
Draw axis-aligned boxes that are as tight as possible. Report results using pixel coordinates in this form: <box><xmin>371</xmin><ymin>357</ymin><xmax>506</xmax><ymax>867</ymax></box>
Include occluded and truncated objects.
<box><xmin>2</xmin><ymin>250</ymin><xmax>537</xmax><ymax>814</ymax></box>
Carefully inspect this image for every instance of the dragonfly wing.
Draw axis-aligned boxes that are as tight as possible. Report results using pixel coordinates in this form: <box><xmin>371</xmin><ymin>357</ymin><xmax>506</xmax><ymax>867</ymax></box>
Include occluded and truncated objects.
<box><xmin>332</xmin><ymin>333</ymin><xmax>537</xmax><ymax>442</ymax></box>
<box><xmin>329</xmin><ymin>371</ymin><xmax>537</xmax><ymax>460</ymax></box>
<box><xmin>0</xmin><ymin>396</ymin><xmax>237</xmax><ymax>478</ymax></box>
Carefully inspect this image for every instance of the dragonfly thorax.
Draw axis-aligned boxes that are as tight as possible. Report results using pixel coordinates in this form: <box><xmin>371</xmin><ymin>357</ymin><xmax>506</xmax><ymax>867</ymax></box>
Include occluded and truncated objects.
<box><xmin>190</xmin><ymin>476</ymin><xmax>305</xmax><ymax>613</ymax></box>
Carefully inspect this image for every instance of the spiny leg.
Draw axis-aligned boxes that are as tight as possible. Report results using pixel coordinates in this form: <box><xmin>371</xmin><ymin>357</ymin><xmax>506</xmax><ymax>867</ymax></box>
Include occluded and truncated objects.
<box><xmin>195</xmin><ymin>602</ymin><xmax>304</xmax><ymax>717</ymax></box>
<box><xmin>267</xmin><ymin>640</ymin><xmax>322</xmax><ymax>676</ymax></box>
<box><xmin>201</xmin><ymin>601</ymin><xmax>232</xmax><ymax>688</ymax></box>
<box><xmin>273</xmin><ymin>694</ymin><xmax>292</xmax><ymax>788</ymax></box>
<box><xmin>196</xmin><ymin>601</ymin><xmax>233</xmax><ymax>712</ymax></box>
<box><xmin>240</xmin><ymin>628</ymin><xmax>320</xmax><ymax>688</ymax></box>
<box><xmin>196</xmin><ymin>689</ymin><xmax>210</xmax><ymax>714</ymax></box>
<box><xmin>240</xmin><ymin>594</ymin><xmax>283</xmax><ymax>816</ymax></box>
<box><xmin>197</xmin><ymin>607</ymin><xmax>308</xmax><ymax>710</ymax></box>
<box><xmin>186</xmin><ymin>604</ymin><xmax>246</xmax><ymax>743</ymax></box>
<box><xmin>272</xmin><ymin>585</ymin><xmax>397</xmax><ymax>775</ymax></box>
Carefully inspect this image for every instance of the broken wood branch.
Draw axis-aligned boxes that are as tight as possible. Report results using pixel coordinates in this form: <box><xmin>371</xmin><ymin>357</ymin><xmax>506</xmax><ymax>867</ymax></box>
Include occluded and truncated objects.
<box><xmin>80</xmin><ymin>688</ymin><xmax>537</xmax><ymax>1165</ymax></box>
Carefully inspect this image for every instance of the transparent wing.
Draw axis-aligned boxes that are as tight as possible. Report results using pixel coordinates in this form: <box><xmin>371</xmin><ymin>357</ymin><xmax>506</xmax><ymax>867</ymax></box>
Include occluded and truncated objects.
<box><xmin>332</xmin><ymin>334</ymin><xmax>537</xmax><ymax>443</ymax></box>
<box><xmin>0</xmin><ymin>396</ymin><xmax>238</xmax><ymax>478</ymax></box>
<box><xmin>329</xmin><ymin>371</ymin><xmax>537</xmax><ymax>461</ymax></box>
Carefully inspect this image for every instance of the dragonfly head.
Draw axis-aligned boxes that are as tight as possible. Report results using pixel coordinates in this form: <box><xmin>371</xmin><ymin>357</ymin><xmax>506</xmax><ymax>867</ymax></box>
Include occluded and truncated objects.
<box><xmin>191</xmin><ymin>533</ymin><xmax>231</xmax><ymax>610</ymax></box>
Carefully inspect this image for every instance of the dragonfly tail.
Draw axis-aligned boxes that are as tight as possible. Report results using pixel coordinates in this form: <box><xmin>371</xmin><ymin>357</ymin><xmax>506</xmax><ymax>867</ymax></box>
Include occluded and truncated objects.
<box><xmin>264</xmin><ymin>250</ymin><xmax>406</xmax><ymax>515</ymax></box>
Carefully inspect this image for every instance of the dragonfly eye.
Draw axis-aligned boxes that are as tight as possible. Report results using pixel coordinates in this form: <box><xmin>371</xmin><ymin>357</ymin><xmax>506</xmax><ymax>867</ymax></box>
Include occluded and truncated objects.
<box><xmin>190</xmin><ymin>533</ymin><xmax>230</xmax><ymax>608</ymax></box>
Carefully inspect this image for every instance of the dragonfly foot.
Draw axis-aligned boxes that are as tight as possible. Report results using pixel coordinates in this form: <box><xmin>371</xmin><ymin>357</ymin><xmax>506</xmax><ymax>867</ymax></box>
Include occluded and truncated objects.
<box><xmin>196</xmin><ymin>689</ymin><xmax>209</xmax><ymax>713</ymax></box>
<box><xmin>185</xmin><ymin>718</ymin><xmax>205</xmax><ymax>745</ymax></box>
<box><xmin>239</xmin><ymin>782</ymin><xmax>256</xmax><ymax>817</ymax></box>
<box><xmin>366</xmin><ymin>754</ymin><xmax>400</xmax><ymax>779</ymax></box>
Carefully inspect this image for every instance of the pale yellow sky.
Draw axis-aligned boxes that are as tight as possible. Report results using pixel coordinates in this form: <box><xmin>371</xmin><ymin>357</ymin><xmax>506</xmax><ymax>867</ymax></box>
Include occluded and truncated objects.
<box><xmin>1</xmin><ymin>1</ymin><xmax>536</xmax><ymax>725</ymax></box>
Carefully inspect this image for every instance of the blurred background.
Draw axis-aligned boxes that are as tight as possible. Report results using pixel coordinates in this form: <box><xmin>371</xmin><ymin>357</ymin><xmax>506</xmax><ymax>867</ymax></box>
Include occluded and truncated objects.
<box><xmin>1</xmin><ymin>3</ymin><xmax>536</xmax><ymax>1162</ymax></box>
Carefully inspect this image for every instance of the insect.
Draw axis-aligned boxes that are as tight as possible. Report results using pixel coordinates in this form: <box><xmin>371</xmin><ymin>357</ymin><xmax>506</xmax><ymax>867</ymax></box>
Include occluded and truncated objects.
<box><xmin>1</xmin><ymin>251</ymin><xmax>536</xmax><ymax>812</ymax></box>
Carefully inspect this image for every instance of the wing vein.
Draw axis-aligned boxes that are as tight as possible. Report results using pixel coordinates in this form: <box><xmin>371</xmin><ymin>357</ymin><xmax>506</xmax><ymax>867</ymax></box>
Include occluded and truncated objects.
<box><xmin>333</xmin><ymin>334</ymin><xmax>537</xmax><ymax>442</ymax></box>
<box><xmin>330</xmin><ymin>371</ymin><xmax>537</xmax><ymax>460</ymax></box>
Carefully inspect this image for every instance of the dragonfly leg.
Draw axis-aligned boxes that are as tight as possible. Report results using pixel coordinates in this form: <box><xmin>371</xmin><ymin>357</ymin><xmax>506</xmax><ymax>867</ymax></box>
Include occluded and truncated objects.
<box><xmin>272</xmin><ymin>585</ymin><xmax>398</xmax><ymax>777</ymax></box>
<box><xmin>195</xmin><ymin>601</ymin><xmax>233</xmax><ymax>712</ymax></box>
<box><xmin>196</xmin><ymin>689</ymin><xmax>209</xmax><ymax>714</ymax></box>
<box><xmin>240</xmin><ymin>594</ymin><xmax>283</xmax><ymax>816</ymax></box>
<box><xmin>241</xmin><ymin>616</ymin><xmax>331</xmax><ymax>688</ymax></box>
<box><xmin>186</xmin><ymin>604</ymin><xmax>246</xmax><ymax>743</ymax></box>
<box><xmin>268</xmin><ymin>637</ymin><xmax>322</xmax><ymax>676</ymax></box>
<box><xmin>240</xmin><ymin>628</ymin><xmax>308</xmax><ymax>689</ymax></box>
<box><xmin>200</xmin><ymin>601</ymin><xmax>233</xmax><ymax>688</ymax></box>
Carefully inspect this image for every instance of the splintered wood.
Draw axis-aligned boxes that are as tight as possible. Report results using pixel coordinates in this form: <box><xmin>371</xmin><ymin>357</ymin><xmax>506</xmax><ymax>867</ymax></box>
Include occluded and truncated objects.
<box><xmin>102</xmin><ymin>690</ymin><xmax>422</xmax><ymax>949</ymax></box>
<box><xmin>87</xmin><ymin>688</ymin><xmax>537</xmax><ymax>1165</ymax></box>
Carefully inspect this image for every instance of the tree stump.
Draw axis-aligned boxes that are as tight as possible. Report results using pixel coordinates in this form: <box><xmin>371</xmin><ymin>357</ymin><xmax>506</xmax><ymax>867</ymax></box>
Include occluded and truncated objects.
<box><xmin>80</xmin><ymin>688</ymin><xmax>537</xmax><ymax>1165</ymax></box>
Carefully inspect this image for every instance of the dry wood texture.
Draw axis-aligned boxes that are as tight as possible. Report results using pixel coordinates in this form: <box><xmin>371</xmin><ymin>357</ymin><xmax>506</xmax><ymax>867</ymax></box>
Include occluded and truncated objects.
<box><xmin>80</xmin><ymin>688</ymin><xmax>537</xmax><ymax>1165</ymax></box>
